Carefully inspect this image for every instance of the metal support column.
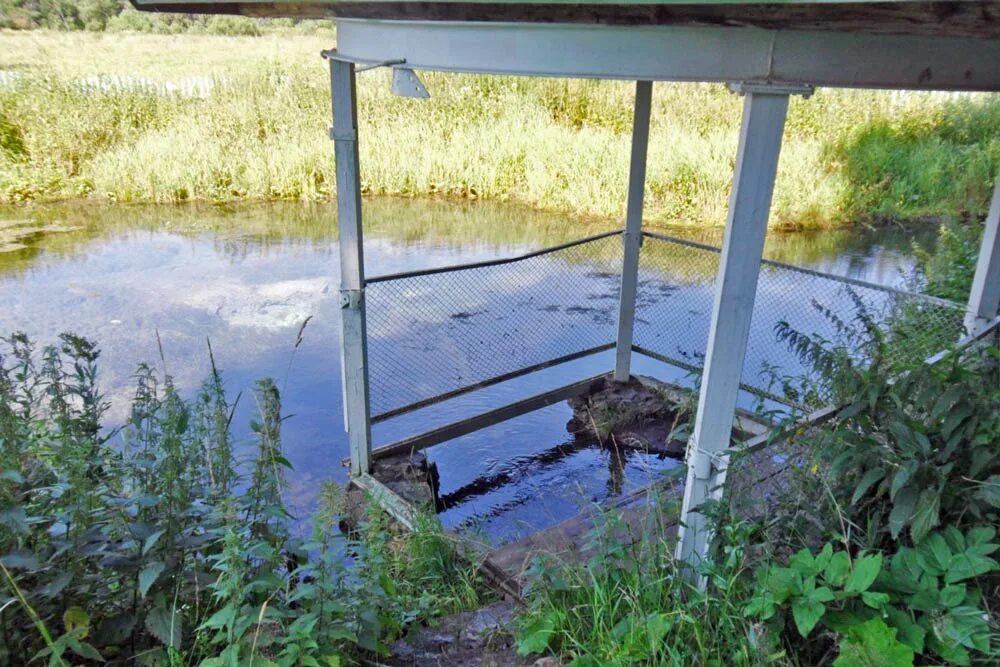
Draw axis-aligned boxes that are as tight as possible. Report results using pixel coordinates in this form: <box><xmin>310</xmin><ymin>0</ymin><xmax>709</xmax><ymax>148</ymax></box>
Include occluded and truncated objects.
<box><xmin>329</xmin><ymin>58</ymin><xmax>373</xmax><ymax>476</ymax></box>
<box><xmin>614</xmin><ymin>80</ymin><xmax>653</xmax><ymax>381</ymax></box>
<box><xmin>675</xmin><ymin>83</ymin><xmax>811</xmax><ymax>584</ymax></box>
<box><xmin>964</xmin><ymin>172</ymin><xmax>1000</xmax><ymax>336</ymax></box>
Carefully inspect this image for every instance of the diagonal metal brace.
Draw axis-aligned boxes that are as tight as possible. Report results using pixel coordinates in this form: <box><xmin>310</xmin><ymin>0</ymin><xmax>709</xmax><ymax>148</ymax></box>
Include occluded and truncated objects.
<box><xmin>321</xmin><ymin>49</ymin><xmax>406</xmax><ymax>72</ymax></box>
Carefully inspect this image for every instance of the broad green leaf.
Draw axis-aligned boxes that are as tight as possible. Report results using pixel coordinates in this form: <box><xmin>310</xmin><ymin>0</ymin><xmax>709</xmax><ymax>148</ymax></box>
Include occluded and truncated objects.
<box><xmin>845</xmin><ymin>553</ymin><xmax>883</xmax><ymax>594</ymax></box>
<box><xmin>852</xmin><ymin>467</ymin><xmax>886</xmax><ymax>505</ymax></box>
<box><xmin>945</xmin><ymin>552</ymin><xmax>999</xmax><ymax>583</ymax></box>
<box><xmin>928</xmin><ymin>637</ymin><xmax>971</xmax><ymax>666</ymax></box>
<box><xmin>743</xmin><ymin>592</ymin><xmax>776</xmax><ymax>620</ymax></box>
<box><xmin>940</xmin><ymin>403</ymin><xmax>973</xmax><ymax>442</ymax></box>
<box><xmin>63</xmin><ymin>607</ymin><xmax>90</xmax><ymax>639</ymax></box>
<box><xmin>142</xmin><ymin>529</ymin><xmax>166</xmax><ymax>556</ymax></box>
<box><xmin>810</xmin><ymin>586</ymin><xmax>835</xmax><ymax>603</ymax></box>
<box><xmin>64</xmin><ymin>637</ymin><xmax>105</xmax><ymax>663</ymax></box>
<box><xmin>939</xmin><ymin>584</ymin><xmax>966</xmax><ymax>607</ymax></box>
<box><xmin>980</xmin><ymin>475</ymin><xmax>1000</xmax><ymax>508</ymax></box>
<box><xmin>889</xmin><ymin>487</ymin><xmax>918</xmax><ymax>540</ymax></box>
<box><xmin>965</xmin><ymin>526</ymin><xmax>996</xmax><ymax>547</ymax></box>
<box><xmin>36</xmin><ymin>572</ymin><xmax>72</xmax><ymax>599</ymax></box>
<box><xmin>138</xmin><ymin>561</ymin><xmax>165</xmax><ymax>598</ymax></box>
<box><xmin>765</xmin><ymin>567</ymin><xmax>801</xmax><ymax>602</ymax></box>
<box><xmin>0</xmin><ymin>469</ymin><xmax>24</xmax><ymax>483</ymax></box>
<box><xmin>833</xmin><ymin>617</ymin><xmax>915</xmax><ymax>667</ymax></box>
<box><xmin>890</xmin><ymin>462</ymin><xmax>918</xmax><ymax>501</ymax></box>
<box><xmin>789</xmin><ymin>548</ymin><xmax>818</xmax><ymax>577</ymax></box>
<box><xmin>0</xmin><ymin>507</ymin><xmax>28</xmax><ymax>534</ymax></box>
<box><xmin>916</xmin><ymin>533</ymin><xmax>951</xmax><ymax>575</ymax></box>
<box><xmin>934</xmin><ymin>606</ymin><xmax>991</xmax><ymax>652</ymax></box>
<box><xmin>885</xmin><ymin>606</ymin><xmax>925</xmax><ymax>653</ymax></box>
<box><xmin>860</xmin><ymin>591</ymin><xmax>889</xmax><ymax>609</ymax></box>
<box><xmin>145</xmin><ymin>604</ymin><xmax>182</xmax><ymax>650</ymax></box>
<box><xmin>814</xmin><ymin>543</ymin><xmax>834</xmax><ymax>573</ymax></box>
<box><xmin>517</xmin><ymin>610</ymin><xmax>560</xmax><ymax>655</ymax></box>
<box><xmin>910</xmin><ymin>489</ymin><xmax>940</xmax><ymax>544</ymax></box>
<box><xmin>646</xmin><ymin>612</ymin><xmax>671</xmax><ymax>646</ymax></box>
<box><xmin>825</xmin><ymin>551</ymin><xmax>851</xmax><ymax>587</ymax></box>
<box><xmin>791</xmin><ymin>598</ymin><xmax>825</xmax><ymax>637</ymax></box>
<box><xmin>0</xmin><ymin>551</ymin><xmax>39</xmax><ymax>570</ymax></box>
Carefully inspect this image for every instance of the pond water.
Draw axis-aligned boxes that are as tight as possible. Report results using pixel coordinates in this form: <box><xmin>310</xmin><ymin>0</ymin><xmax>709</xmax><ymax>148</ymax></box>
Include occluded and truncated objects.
<box><xmin>0</xmin><ymin>200</ymin><xmax>939</xmax><ymax>544</ymax></box>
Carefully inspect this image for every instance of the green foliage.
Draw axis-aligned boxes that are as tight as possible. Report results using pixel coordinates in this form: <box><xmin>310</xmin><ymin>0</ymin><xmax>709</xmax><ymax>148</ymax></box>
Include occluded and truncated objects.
<box><xmin>758</xmin><ymin>293</ymin><xmax>1000</xmax><ymax>665</ymax></box>
<box><xmin>828</xmin><ymin>96</ymin><xmax>1000</xmax><ymax>223</ymax></box>
<box><xmin>516</xmin><ymin>505</ymin><xmax>766</xmax><ymax>666</ymax></box>
<box><xmin>915</xmin><ymin>220</ymin><xmax>982</xmax><ymax>303</ymax></box>
<box><xmin>0</xmin><ymin>333</ymin><xmax>486</xmax><ymax>665</ymax></box>
<box><xmin>1</xmin><ymin>31</ymin><xmax>999</xmax><ymax>229</ymax></box>
<box><xmin>833</xmin><ymin>618</ymin><xmax>914</xmax><ymax>667</ymax></box>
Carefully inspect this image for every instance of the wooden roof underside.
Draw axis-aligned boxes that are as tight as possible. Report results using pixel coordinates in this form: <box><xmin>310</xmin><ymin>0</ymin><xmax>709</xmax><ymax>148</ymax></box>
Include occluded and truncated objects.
<box><xmin>135</xmin><ymin>1</ymin><xmax>1000</xmax><ymax>39</ymax></box>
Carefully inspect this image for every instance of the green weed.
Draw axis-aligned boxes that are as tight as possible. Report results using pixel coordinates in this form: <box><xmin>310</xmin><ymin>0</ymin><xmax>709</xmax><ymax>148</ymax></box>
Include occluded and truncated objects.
<box><xmin>0</xmin><ymin>332</ymin><xmax>487</xmax><ymax>665</ymax></box>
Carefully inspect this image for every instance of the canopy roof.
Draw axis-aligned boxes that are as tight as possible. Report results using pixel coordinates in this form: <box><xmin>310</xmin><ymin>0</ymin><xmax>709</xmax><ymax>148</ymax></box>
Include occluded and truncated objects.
<box><xmin>133</xmin><ymin>0</ymin><xmax>1000</xmax><ymax>38</ymax></box>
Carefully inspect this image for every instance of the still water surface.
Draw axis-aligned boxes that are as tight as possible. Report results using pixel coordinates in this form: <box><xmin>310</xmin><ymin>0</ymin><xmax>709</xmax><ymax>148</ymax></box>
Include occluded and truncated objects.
<box><xmin>0</xmin><ymin>200</ymin><xmax>938</xmax><ymax>544</ymax></box>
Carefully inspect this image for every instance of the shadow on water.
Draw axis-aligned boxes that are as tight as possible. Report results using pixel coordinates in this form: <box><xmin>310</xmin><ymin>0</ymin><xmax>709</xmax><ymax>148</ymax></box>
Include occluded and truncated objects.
<box><xmin>0</xmin><ymin>199</ymin><xmax>940</xmax><ymax>542</ymax></box>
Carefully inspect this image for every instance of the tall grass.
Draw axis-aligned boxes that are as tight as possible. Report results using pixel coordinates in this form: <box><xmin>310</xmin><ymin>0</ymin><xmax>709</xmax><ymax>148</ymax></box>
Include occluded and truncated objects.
<box><xmin>1</xmin><ymin>33</ymin><xmax>998</xmax><ymax>228</ymax></box>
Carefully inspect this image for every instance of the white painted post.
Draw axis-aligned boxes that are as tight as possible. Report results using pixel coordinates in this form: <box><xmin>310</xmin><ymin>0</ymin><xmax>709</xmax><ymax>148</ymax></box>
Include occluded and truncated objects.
<box><xmin>675</xmin><ymin>83</ymin><xmax>811</xmax><ymax>583</ymax></box>
<box><xmin>329</xmin><ymin>58</ymin><xmax>373</xmax><ymax>476</ymax></box>
<box><xmin>964</xmin><ymin>172</ymin><xmax>1000</xmax><ymax>336</ymax></box>
<box><xmin>614</xmin><ymin>80</ymin><xmax>653</xmax><ymax>382</ymax></box>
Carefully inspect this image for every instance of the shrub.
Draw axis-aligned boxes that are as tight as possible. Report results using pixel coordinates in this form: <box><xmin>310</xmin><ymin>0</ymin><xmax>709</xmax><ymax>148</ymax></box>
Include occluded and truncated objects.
<box><xmin>751</xmin><ymin>307</ymin><xmax>1000</xmax><ymax>664</ymax></box>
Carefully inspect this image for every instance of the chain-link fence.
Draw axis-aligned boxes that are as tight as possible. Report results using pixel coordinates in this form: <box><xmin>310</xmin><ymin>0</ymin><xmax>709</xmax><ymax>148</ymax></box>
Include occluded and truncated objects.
<box><xmin>364</xmin><ymin>230</ymin><xmax>965</xmax><ymax>421</ymax></box>
<box><xmin>633</xmin><ymin>232</ymin><xmax>965</xmax><ymax>406</ymax></box>
<box><xmin>365</xmin><ymin>232</ymin><xmax>624</xmax><ymax>419</ymax></box>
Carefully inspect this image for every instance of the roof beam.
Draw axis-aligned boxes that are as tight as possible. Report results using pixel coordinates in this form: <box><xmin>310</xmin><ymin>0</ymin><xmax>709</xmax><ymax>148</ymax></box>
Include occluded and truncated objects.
<box><xmin>335</xmin><ymin>19</ymin><xmax>1000</xmax><ymax>91</ymax></box>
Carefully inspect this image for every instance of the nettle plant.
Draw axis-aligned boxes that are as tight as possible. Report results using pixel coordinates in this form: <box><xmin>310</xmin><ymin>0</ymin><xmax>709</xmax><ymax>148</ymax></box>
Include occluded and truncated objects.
<box><xmin>0</xmin><ymin>333</ymin><xmax>484</xmax><ymax>666</ymax></box>
<box><xmin>751</xmin><ymin>316</ymin><xmax>1000</xmax><ymax>665</ymax></box>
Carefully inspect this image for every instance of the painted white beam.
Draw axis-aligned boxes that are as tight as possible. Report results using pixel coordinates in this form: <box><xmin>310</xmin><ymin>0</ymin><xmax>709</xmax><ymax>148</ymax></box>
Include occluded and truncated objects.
<box><xmin>329</xmin><ymin>58</ymin><xmax>373</xmax><ymax>476</ymax></box>
<box><xmin>335</xmin><ymin>20</ymin><xmax>1000</xmax><ymax>92</ymax></box>
<box><xmin>964</xmin><ymin>172</ymin><xmax>1000</xmax><ymax>336</ymax></box>
<box><xmin>675</xmin><ymin>83</ymin><xmax>808</xmax><ymax>584</ymax></box>
<box><xmin>614</xmin><ymin>80</ymin><xmax>653</xmax><ymax>382</ymax></box>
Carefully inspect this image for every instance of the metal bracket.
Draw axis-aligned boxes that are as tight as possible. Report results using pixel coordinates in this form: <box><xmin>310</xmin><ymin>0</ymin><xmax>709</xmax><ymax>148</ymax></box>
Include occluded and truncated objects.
<box><xmin>340</xmin><ymin>288</ymin><xmax>363</xmax><ymax>309</ymax></box>
<box><xmin>391</xmin><ymin>67</ymin><xmax>431</xmax><ymax>99</ymax></box>
<box><xmin>687</xmin><ymin>443</ymin><xmax>729</xmax><ymax>480</ymax></box>
<box><xmin>729</xmin><ymin>81</ymin><xmax>815</xmax><ymax>99</ymax></box>
<box><xmin>329</xmin><ymin>127</ymin><xmax>358</xmax><ymax>142</ymax></box>
<box><xmin>623</xmin><ymin>229</ymin><xmax>645</xmax><ymax>249</ymax></box>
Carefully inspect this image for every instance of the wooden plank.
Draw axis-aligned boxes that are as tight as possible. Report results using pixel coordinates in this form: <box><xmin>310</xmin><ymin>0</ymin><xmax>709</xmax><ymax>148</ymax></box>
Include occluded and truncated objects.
<box><xmin>142</xmin><ymin>2</ymin><xmax>1000</xmax><ymax>40</ymax></box>
<box><xmin>363</xmin><ymin>374</ymin><xmax>609</xmax><ymax>463</ymax></box>
<box><xmin>351</xmin><ymin>473</ymin><xmax>420</xmax><ymax>530</ymax></box>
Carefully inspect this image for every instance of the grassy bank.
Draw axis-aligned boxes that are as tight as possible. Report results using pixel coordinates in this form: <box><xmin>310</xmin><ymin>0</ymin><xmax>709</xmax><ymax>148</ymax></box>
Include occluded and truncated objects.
<box><xmin>1</xmin><ymin>31</ymin><xmax>999</xmax><ymax>229</ymax></box>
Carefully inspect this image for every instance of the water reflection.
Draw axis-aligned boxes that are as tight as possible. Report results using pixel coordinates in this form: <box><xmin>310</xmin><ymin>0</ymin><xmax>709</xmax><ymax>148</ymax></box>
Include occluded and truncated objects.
<box><xmin>0</xmin><ymin>200</ymin><xmax>939</xmax><ymax>542</ymax></box>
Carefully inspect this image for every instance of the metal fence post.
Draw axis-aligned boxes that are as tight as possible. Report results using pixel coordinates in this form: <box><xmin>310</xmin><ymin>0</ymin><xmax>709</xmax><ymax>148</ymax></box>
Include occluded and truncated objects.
<box><xmin>329</xmin><ymin>58</ymin><xmax>373</xmax><ymax>476</ymax></box>
<box><xmin>964</xmin><ymin>172</ymin><xmax>1000</xmax><ymax>336</ymax></box>
<box><xmin>675</xmin><ymin>83</ymin><xmax>810</xmax><ymax>585</ymax></box>
<box><xmin>614</xmin><ymin>80</ymin><xmax>653</xmax><ymax>381</ymax></box>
